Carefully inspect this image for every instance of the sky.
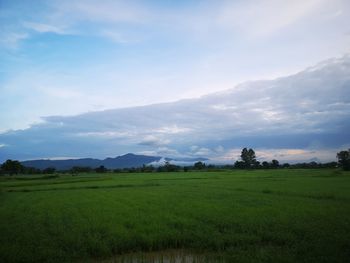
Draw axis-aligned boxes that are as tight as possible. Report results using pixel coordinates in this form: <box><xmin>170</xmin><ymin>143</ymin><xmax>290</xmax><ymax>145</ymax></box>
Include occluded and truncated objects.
<box><xmin>0</xmin><ymin>0</ymin><xmax>350</xmax><ymax>163</ymax></box>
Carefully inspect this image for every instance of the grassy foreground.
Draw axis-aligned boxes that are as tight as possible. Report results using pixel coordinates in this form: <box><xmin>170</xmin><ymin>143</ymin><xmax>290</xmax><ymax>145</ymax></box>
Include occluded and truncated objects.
<box><xmin>1</xmin><ymin>169</ymin><xmax>350</xmax><ymax>262</ymax></box>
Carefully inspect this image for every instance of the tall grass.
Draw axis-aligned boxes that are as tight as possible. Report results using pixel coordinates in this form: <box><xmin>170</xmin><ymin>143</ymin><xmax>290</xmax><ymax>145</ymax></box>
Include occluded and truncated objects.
<box><xmin>0</xmin><ymin>169</ymin><xmax>349</xmax><ymax>262</ymax></box>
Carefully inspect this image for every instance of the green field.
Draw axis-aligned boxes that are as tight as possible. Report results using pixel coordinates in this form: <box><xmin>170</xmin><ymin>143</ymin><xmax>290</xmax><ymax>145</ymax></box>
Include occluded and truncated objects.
<box><xmin>1</xmin><ymin>169</ymin><xmax>350</xmax><ymax>262</ymax></box>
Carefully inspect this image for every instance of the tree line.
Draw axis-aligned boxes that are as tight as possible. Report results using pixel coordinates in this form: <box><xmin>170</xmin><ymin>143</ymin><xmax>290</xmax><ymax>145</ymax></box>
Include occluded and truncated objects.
<box><xmin>233</xmin><ymin>148</ymin><xmax>343</xmax><ymax>169</ymax></box>
<box><xmin>1</xmin><ymin>148</ymin><xmax>349</xmax><ymax>175</ymax></box>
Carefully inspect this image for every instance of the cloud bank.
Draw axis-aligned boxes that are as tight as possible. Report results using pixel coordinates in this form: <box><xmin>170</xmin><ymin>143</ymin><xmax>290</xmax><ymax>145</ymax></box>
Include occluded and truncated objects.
<box><xmin>1</xmin><ymin>56</ymin><xmax>349</xmax><ymax>163</ymax></box>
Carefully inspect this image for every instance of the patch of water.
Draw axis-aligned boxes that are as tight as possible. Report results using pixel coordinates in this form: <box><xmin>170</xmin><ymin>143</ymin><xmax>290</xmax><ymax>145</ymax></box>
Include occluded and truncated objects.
<box><xmin>98</xmin><ymin>249</ymin><xmax>211</xmax><ymax>263</ymax></box>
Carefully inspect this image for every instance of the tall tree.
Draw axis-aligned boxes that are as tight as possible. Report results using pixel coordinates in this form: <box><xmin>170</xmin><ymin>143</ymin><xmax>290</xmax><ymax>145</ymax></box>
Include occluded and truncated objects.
<box><xmin>337</xmin><ymin>149</ymin><xmax>350</xmax><ymax>171</ymax></box>
<box><xmin>240</xmin><ymin>148</ymin><xmax>257</xmax><ymax>168</ymax></box>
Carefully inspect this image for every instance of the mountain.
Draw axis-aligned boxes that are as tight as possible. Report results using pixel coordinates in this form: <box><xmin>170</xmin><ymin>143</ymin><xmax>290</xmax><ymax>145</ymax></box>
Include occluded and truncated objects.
<box><xmin>21</xmin><ymin>153</ymin><xmax>162</xmax><ymax>170</ymax></box>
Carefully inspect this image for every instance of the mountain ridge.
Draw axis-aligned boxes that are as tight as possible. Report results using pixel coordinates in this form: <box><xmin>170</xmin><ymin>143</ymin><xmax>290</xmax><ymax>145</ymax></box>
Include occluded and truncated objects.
<box><xmin>20</xmin><ymin>153</ymin><xmax>209</xmax><ymax>170</ymax></box>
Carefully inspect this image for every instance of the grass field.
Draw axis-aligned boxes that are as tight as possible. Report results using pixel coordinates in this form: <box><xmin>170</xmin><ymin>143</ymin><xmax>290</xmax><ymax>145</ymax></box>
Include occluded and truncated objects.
<box><xmin>1</xmin><ymin>169</ymin><xmax>350</xmax><ymax>262</ymax></box>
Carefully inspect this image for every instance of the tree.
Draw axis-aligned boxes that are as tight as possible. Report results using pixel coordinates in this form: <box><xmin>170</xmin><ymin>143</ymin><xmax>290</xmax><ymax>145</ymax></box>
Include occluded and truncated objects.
<box><xmin>140</xmin><ymin>164</ymin><xmax>155</xmax><ymax>173</ymax></box>
<box><xmin>240</xmin><ymin>148</ymin><xmax>257</xmax><ymax>168</ymax></box>
<box><xmin>23</xmin><ymin>166</ymin><xmax>42</xmax><ymax>174</ymax></box>
<box><xmin>1</xmin><ymin>159</ymin><xmax>24</xmax><ymax>175</ymax></box>
<box><xmin>254</xmin><ymin>161</ymin><xmax>260</xmax><ymax>168</ymax></box>
<box><xmin>337</xmin><ymin>149</ymin><xmax>350</xmax><ymax>171</ymax></box>
<box><xmin>164</xmin><ymin>161</ymin><xmax>180</xmax><ymax>172</ymax></box>
<box><xmin>157</xmin><ymin>161</ymin><xmax>180</xmax><ymax>172</ymax></box>
<box><xmin>234</xmin><ymin>161</ymin><xmax>246</xmax><ymax>169</ymax></box>
<box><xmin>42</xmin><ymin>167</ymin><xmax>56</xmax><ymax>174</ymax></box>
<box><xmin>194</xmin><ymin>161</ymin><xmax>206</xmax><ymax>170</ymax></box>
<box><xmin>271</xmin><ymin>159</ymin><xmax>280</xmax><ymax>168</ymax></box>
<box><xmin>95</xmin><ymin>165</ymin><xmax>107</xmax><ymax>173</ymax></box>
<box><xmin>262</xmin><ymin>161</ymin><xmax>270</xmax><ymax>169</ymax></box>
<box><xmin>71</xmin><ymin>166</ymin><xmax>92</xmax><ymax>174</ymax></box>
<box><xmin>282</xmin><ymin>163</ymin><xmax>290</xmax><ymax>168</ymax></box>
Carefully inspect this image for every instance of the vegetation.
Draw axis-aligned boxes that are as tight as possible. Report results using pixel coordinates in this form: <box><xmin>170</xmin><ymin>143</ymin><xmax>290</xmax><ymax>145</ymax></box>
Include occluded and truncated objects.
<box><xmin>0</xmin><ymin>159</ymin><xmax>24</xmax><ymax>175</ymax></box>
<box><xmin>1</xmin><ymin>169</ymin><xmax>350</xmax><ymax>262</ymax></box>
<box><xmin>337</xmin><ymin>149</ymin><xmax>350</xmax><ymax>170</ymax></box>
<box><xmin>2</xmin><ymin>148</ymin><xmax>349</xmax><ymax>176</ymax></box>
<box><xmin>194</xmin><ymin>161</ymin><xmax>206</xmax><ymax>170</ymax></box>
<box><xmin>241</xmin><ymin>148</ymin><xmax>257</xmax><ymax>167</ymax></box>
<box><xmin>95</xmin><ymin>165</ymin><xmax>108</xmax><ymax>173</ymax></box>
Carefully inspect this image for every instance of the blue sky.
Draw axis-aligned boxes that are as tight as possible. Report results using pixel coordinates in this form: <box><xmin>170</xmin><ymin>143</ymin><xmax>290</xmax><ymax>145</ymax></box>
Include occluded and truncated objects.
<box><xmin>1</xmin><ymin>0</ymin><xmax>350</xmax><ymax>162</ymax></box>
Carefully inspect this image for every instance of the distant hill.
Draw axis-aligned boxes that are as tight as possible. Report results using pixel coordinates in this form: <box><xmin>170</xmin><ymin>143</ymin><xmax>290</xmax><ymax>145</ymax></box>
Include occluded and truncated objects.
<box><xmin>21</xmin><ymin>154</ymin><xmax>210</xmax><ymax>170</ymax></box>
<box><xmin>21</xmin><ymin>153</ymin><xmax>162</xmax><ymax>170</ymax></box>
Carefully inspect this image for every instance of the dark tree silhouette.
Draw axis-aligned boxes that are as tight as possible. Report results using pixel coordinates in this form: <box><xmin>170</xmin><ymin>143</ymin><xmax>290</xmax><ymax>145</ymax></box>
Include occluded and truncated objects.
<box><xmin>155</xmin><ymin>161</ymin><xmax>180</xmax><ymax>172</ymax></box>
<box><xmin>234</xmin><ymin>161</ymin><xmax>245</xmax><ymax>169</ymax></box>
<box><xmin>71</xmin><ymin>166</ymin><xmax>92</xmax><ymax>174</ymax></box>
<box><xmin>1</xmin><ymin>159</ymin><xmax>23</xmax><ymax>175</ymax></box>
<box><xmin>240</xmin><ymin>148</ymin><xmax>257</xmax><ymax>168</ymax></box>
<box><xmin>95</xmin><ymin>165</ymin><xmax>107</xmax><ymax>173</ymax></box>
<box><xmin>271</xmin><ymin>159</ymin><xmax>280</xmax><ymax>168</ymax></box>
<box><xmin>337</xmin><ymin>149</ymin><xmax>350</xmax><ymax>171</ymax></box>
<box><xmin>262</xmin><ymin>161</ymin><xmax>270</xmax><ymax>169</ymax></box>
<box><xmin>43</xmin><ymin>167</ymin><xmax>56</xmax><ymax>174</ymax></box>
<box><xmin>194</xmin><ymin>161</ymin><xmax>206</xmax><ymax>170</ymax></box>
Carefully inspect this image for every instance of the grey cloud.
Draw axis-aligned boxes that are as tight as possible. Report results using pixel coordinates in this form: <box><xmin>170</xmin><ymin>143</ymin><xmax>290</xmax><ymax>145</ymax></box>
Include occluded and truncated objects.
<box><xmin>138</xmin><ymin>135</ymin><xmax>170</xmax><ymax>147</ymax></box>
<box><xmin>1</xmin><ymin>55</ymin><xmax>350</xmax><ymax>162</ymax></box>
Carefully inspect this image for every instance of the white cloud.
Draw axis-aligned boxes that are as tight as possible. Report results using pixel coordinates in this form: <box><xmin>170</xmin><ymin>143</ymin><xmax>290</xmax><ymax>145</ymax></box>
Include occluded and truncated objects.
<box><xmin>154</xmin><ymin>125</ymin><xmax>192</xmax><ymax>134</ymax></box>
<box><xmin>154</xmin><ymin>147</ymin><xmax>179</xmax><ymax>157</ymax></box>
<box><xmin>215</xmin><ymin>146</ymin><xmax>225</xmax><ymax>153</ymax></box>
<box><xmin>190</xmin><ymin>145</ymin><xmax>199</xmax><ymax>152</ymax></box>
<box><xmin>0</xmin><ymin>32</ymin><xmax>29</xmax><ymax>49</ymax></box>
<box><xmin>217</xmin><ymin>0</ymin><xmax>327</xmax><ymax>37</ymax></box>
<box><xmin>139</xmin><ymin>135</ymin><xmax>170</xmax><ymax>147</ymax></box>
<box><xmin>213</xmin><ymin>148</ymin><xmax>243</xmax><ymax>163</ymax></box>
<box><xmin>191</xmin><ymin>147</ymin><xmax>212</xmax><ymax>156</ymax></box>
<box><xmin>74</xmin><ymin>131</ymin><xmax>131</xmax><ymax>138</ymax></box>
<box><xmin>23</xmin><ymin>22</ymin><xmax>68</xmax><ymax>34</ymax></box>
<box><xmin>5</xmin><ymin>0</ymin><xmax>346</xmax><ymax>48</ymax></box>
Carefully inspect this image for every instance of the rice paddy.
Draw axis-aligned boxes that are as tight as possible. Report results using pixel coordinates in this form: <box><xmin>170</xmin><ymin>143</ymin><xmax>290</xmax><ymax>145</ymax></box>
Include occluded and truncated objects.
<box><xmin>1</xmin><ymin>169</ymin><xmax>349</xmax><ymax>262</ymax></box>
